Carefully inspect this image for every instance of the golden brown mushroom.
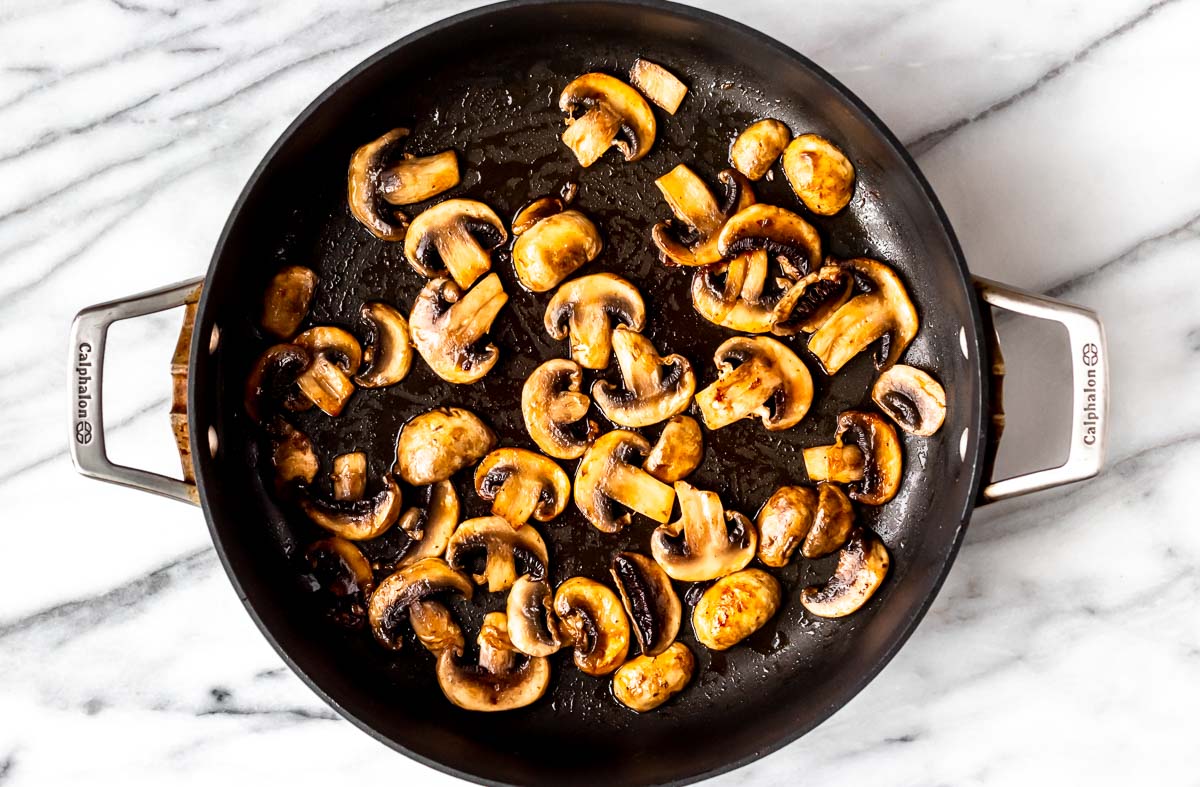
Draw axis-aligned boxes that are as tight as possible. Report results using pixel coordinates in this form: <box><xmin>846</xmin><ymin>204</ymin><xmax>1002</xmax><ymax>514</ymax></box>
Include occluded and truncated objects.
<box><xmin>395</xmin><ymin>480</ymin><xmax>460</xmax><ymax>568</ymax></box>
<box><xmin>592</xmin><ymin>326</ymin><xmax>696</xmax><ymax>428</ymax></box>
<box><xmin>610</xmin><ymin>552</ymin><xmax>682</xmax><ymax>657</ymax></box>
<box><xmin>800</xmin><ymin>529</ymin><xmax>889</xmax><ymax>618</ymax></box>
<box><xmin>756</xmin><ymin>482</ymin><xmax>855</xmax><ymax>567</ymax></box>
<box><xmin>772</xmin><ymin>264</ymin><xmax>854</xmax><ymax>336</ymax></box>
<box><xmin>506</xmin><ymin>575</ymin><xmax>563</xmax><ymax>658</ymax></box>
<box><xmin>435</xmin><ymin>611</ymin><xmax>551</xmax><ymax>711</ymax></box>
<box><xmin>729</xmin><ymin>119</ymin><xmax>792</xmax><ymax>181</ymax></box>
<box><xmin>395</xmin><ymin>407</ymin><xmax>496</xmax><ymax>486</ymax></box>
<box><xmin>403</xmin><ymin>199</ymin><xmax>506</xmax><ymax>289</ymax></box>
<box><xmin>305</xmin><ymin>537</ymin><xmax>375</xmax><ymax>629</ymax></box>
<box><xmin>410</xmin><ymin>273</ymin><xmax>509</xmax><ymax>384</ymax></box>
<box><xmin>511</xmin><ymin>197</ymin><xmax>602</xmax><ymax>292</ymax></box>
<box><xmin>691</xmin><ymin>249</ymin><xmax>791</xmax><ymax>333</ymax></box>
<box><xmin>612</xmin><ymin>642</ymin><xmax>694</xmax><ymax>713</ymax></box>
<box><xmin>553</xmin><ymin>577</ymin><xmax>630</xmax><ymax>676</ymax></box>
<box><xmin>521</xmin><ymin>358</ymin><xmax>599</xmax><ymax>460</ymax></box>
<box><xmin>782</xmin><ymin>133</ymin><xmax>855</xmax><ymax>216</ymax></box>
<box><xmin>354</xmin><ymin>301</ymin><xmax>413</xmax><ymax>388</ymax></box>
<box><xmin>692</xmin><ymin>568</ymin><xmax>781</xmax><ymax>651</ymax></box>
<box><xmin>244</xmin><ymin>344</ymin><xmax>312</xmax><ymax>423</ymax></box>
<box><xmin>260</xmin><ymin>265</ymin><xmax>316</xmax><ymax>339</ymax></box>
<box><xmin>717</xmin><ymin>203</ymin><xmax>822</xmax><ymax>279</ymax></box>
<box><xmin>474</xmin><ymin>448</ymin><xmax>570</xmax><ymax>528</ymax></box>
<box><xmin>574</xmin><ymin>430</ymin><xmax>676</xmax><ymax>533</ymax></box>
<box><xmin>559</xmin><ymin>73</ymin><xmax>656</xmax><ymax>166</ymax></box>
<box><xmin>629</xmin><ymin>58</ymin><xmax>688</xmax><ymax>114</ymax></box>
<box><xmin>872</xmin><ymin>365</ymin><xmax>947</xmax><ymax>436</ymax></box>
<box><xmin>643</xmin><ymin>415</ymin><xmax>703</xmax><ymax>483</ymax></box>
<box><xmin>545</xmin><ymin>273</ymin><xmax>646</xmax><ymax>370</ymax></box>
<box><xmin>331</xmin><ymin>452</ymin><xmax>366</xmax><ymax>501</ymax></box>
<box><xmin>446</xmin><ymin>516</ymin><xmax>549</xmax><ymax>594</ymax></box>
<box><xmin>804</xmin><ymin>411</ymin><xmax>902</xmax><ymax>505</ymax></box>
<box><xmin>347</xmin><ymin>128</ymin><xmax>460</xmax><ymax>241</ymax></box>
<box><xmin>694</xmin><ymin>336</ymin><xmax>813</xmax><ymax>431</ymax></box>
<box><xmin>291</xmin><ymin>326</ymin><xmax>362</xmax><ymax>417</ymax></box>
<box><xmin>367</xmin><ymin>557</ymin><xmax>473</xmax><ymax>650</ymax></box>
<box><xmin>300</xmin><ymin>476</ymin><xmax>403</xmax><ymax>541</ymax></box>
<box><xmin>268</xmin><ymin>419</ymin><xmax>318</xmax><ymax>488</ymax></box>
<box><xmin>649</xmin><ymin>481</ymin><xmax>757</xmax><ymax>582</ymax></box>
<box><xmin>652</xmin><ymin>166</ymin><xmax>755</xmax><ymax>267</ymax></box>
<box><xmin>807</xmin><ymin>258</ymin><xmax>918</xmax><ymax>374</ymax></box>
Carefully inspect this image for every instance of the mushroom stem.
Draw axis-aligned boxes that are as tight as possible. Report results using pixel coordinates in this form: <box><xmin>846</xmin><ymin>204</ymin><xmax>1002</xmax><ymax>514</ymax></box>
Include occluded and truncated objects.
<box><xmin>802</xmin><ymin>445</ymin><xmax>865</xmax><ymax>483</ymax></box>
<box><xmin>562</xmin><ymin>105</ymin><xmax>623</xmax><ymax>167</ymax></box>
<box><xmin>695</xmin><ymin>358</ymin><xmax>783</xmax><ymax>430</ymax></box>
<box><xmin>294</xmin><ymin>355</ymin><xmax>355</xmax><ymax>417</ymax></box>
<box><xmin>491</xmin><ymin>473</ymin><xmax>544</xmax><ymax>529</ymax></box>
<box><xmin>379</xmin><ymin>151</ymin><xmax>460</xmax><ymax>205</ymax></box>
<box><xmin>606</xmin><ymin>462</ymin><xmax>675</xmax><ymax>523</ymax></box>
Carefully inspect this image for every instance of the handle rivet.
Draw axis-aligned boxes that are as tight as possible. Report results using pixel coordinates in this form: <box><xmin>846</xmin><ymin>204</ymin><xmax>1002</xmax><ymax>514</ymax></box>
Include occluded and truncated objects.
<box><xmin>208</xmin><ymin>425</ymin><xmax>219</xmax><ymax>458</ymax></box>
<box><xmin>208</xmin><ymin>325</ymin><xmax>220</xmax><ymax>354</ymax></box>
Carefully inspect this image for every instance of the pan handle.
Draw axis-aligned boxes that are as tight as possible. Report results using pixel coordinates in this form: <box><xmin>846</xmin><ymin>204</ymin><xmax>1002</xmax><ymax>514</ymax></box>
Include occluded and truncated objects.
<box><xmin>973</xmin><ymin>277</ymin><xmax>1108</xmax><ymax>502</ymax></box>
<box><xmin>67</xmin><ymin>277</ymin><xmax>205</xmax><ymax>506</ymax></box>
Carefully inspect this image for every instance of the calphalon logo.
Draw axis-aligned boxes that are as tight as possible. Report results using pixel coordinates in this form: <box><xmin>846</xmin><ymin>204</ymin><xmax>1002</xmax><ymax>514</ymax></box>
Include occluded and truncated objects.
<box><xmin>1080</xmin><ymin>342</ymin><xmax>1100</xmax><ymax>446</ymax></box>
<box><xmin>75</xmin><ymin>342</ymin><xmax>94</xmax><ymax>445</ymax></box>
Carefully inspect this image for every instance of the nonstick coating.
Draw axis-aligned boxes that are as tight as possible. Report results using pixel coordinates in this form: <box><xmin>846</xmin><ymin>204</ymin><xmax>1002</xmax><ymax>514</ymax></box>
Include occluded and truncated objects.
<box><xmin>189</xmin><ymin>2</ymin><xmax>987</xmax><ymax>784</ymax></box>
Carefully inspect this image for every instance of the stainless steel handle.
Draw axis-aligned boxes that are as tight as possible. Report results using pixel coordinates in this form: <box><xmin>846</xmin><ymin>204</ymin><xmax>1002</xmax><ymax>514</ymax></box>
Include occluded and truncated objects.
<box><xmin>974</xmin><ymin>277</ymin><xmax>1107</xmax><ymax>502</ymax></box>
<box><xmin>68</xmin><ymin>277</ymin><xmax>205</xmax><ymax>505</ymax></box>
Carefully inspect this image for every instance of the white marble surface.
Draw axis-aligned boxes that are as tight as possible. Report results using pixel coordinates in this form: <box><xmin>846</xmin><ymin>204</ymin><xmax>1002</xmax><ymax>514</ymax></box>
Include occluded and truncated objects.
<box><xmin>1</xmin><ymin>0</ymin><xmax>1197</xmax><ymax>784</ymax></box>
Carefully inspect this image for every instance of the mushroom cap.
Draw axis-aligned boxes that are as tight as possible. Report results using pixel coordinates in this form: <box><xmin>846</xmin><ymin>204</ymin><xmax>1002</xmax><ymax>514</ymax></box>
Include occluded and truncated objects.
<box><xmin>521</xmin><ymin>358</ymin><xmax>599</xmax><ymax>460</ymax></box>
<box><xmin>553</xmin><ymin>576</ymin><xmax>630</xmax><ymax>676</ymax></box>
<box><xmin>261</xmin><ymin>265</ymin><xmax>317</xmax><ymax>339</ymax></box>
<box><xmin>409</xmin><ymin>599</ymin><xmax>465</xmax><ymax>655</ymax></box>
<box><xmin>293</xmin><ymin>326</ymin><xmax>362</xmax><ymax>376</ymax></box>
<box><xmin>559</xmin><ymin>72</ymin><xmax>656</xmax><ymax>164</ymax></box>
<box><xmin>305</xmin><ymin>536</ymin><xmax>375</xmax><ymax>628</ymax></box>
<box><xmin>404</xmin><ymin>199</ymin><xmax>507</xmax><ymax>289</ymax></box>
<box><xmin>807</xmin><ymin>258</ymin><xmax>918</xmax><ymax>374</ymax></box>
<box><xmin>591</xmin><ymin>326</ymin><xmax>696</xmax><ymax>428</ymax></box>
<box><xmin>650</xmin><ymin>481</ymin><xmax>757</xmax><ymax>582</ymax></box>
<box><xmin>800</xmin><ymin>528</ymin><xmax>889</xmax><ymax>618</ymax></box>
<box><xmin>694</xmin><ymin>335</ymin><xmax>813</xmax><ymax>431</ymax></box>
<box><xmin>691</xmin><ymin>249</ymin><xmax>789</xmax><ymax>333</ymax></box>
<box><xmin>506</xmin><ymin>575</ymin><xmax>563</xmax><ymax>658</ymax></box>
<box><xmin>782</xmin><ymin>133</ymin><xmax>856</xmax><ymax>216</ymax></box>
<box><xmin>834</xmin><ymin>411</ymin><xmax>902</xmax><ymax>505</ymax></box>
<box><xmin>612</xmin><ymin>642</ymin><xmax>694</xmax><ymax>713</ymax></box>
<box><xmin>395</xmin><ymin>480</ymin><xmax>460</xmax><ymax>568</ymax></box>
<box><xmin>354</xmin><ymin>301</ymin><xmax>413</xmax><ymax>388</ymax></box>
<box><xmin>512</xmin><ymin>196</ymin><xmax>566</xmax><ymax>235</ymax></box>
<box><xmin>435</xmin><ymin>611</ymin><xmax>551</xmax><ymax>711</ymax></box>
<box><xmin>410</xmin><ymin>273</ymin><xmax>509</xmax><ymax>385</ymax></box>
<box><xmin>244</xmin><ymin>344</ymin><xmax>312</xmax><ymax>422</ymax></box>
<box><xmin>512</xmin><ymin>209</ymin><xmax>602</xmax><ymax>293</ymax></box>
<box><xmin>730</xmin><ymin>119</ymin><xmax>792</xmax><ymax>181</ymax></box>
<box><xmin>446</xmin><ymin>516</ymin><xmax>549</xmax><ymax>594</ymax></box>
<box><xmin>692</xmin><ymin>568</ymin><xmax>781</xmax><ymax>651</ymax></box>
<box><xmin>474</xmin><ymin>447</ymin><xmax>571</xmax><ymax>527</ymax></box>
<box><xmin>574</xmin><ymin>430</ymin><xmax>676</xmax><ymax>533</ymax></box>
<box><xmin>396</xmin><ymin>407</ymin><xmax>496</xmax><ymax>486</ymax></box>
<box><xmin>772</xmin><ymin>264</ymin><xmax>854</xmax><ymax>336</ymax></box>
<box><xmin>347</xmin><ymin>128</ymin><xmax>413</xmax><ymax>241</ymax></box>
<box><xmin>610</xmin><ymin>551</ymin><xmax>682</xmax><ymax>657</ymax></box>
<box><xmin>717</xmin><ymin>203</ymin><xmax>822</xmax><ymax>278</ymax></box>
<box><xmin>545</xmin><ymin>273</ymin><xmax>646</xmax><ymax>370</ymax></box>
<box><xmin>367</xmin><ymin>557</ymin><xmax>473</xmax><ymax>650</ymax></box>
<box><xmin>300</xmin><ymin>476</ymin><xmax>403</xmax><ymax>541</ymax></box>
<box><xmin>643</xmin><ymin>415</ymin><xmax>704</xmax><ymax>483</ymax></box>
<box><xmin>755</xmin><ymin>485</ymin><xmax>817</xmax><ymax>568</ymax></box>
<box><xmin>871</xmin><ymin>364</ymin><xmax>947</xmax><ymax>436</ymax></box>
<box><xmin>802</xmin><ymin>483</ymin><xmax>855</xmax><ymax>558</ymax></box>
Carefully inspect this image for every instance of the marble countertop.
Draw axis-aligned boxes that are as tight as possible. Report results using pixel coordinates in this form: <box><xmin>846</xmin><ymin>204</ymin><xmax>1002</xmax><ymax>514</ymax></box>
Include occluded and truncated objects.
<box><xmin>2</xmin><ymin>0</ymin><xmax>1197</xmax><ymax>783</ymax></box>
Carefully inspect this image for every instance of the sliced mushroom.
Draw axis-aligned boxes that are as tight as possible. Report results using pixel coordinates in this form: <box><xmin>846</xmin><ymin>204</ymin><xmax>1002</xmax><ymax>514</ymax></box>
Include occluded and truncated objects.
<box><xmin>782</xmin><ymin>133</ymin><xmax>855</xmax><ymax>216</ymax></box>
<box><xmin>404</xmin><ymin>199</ymin><xmax>507</xmax><ymax>289</ymax></box>
<box><xmin>354</xmin><ymin>301</ymin><xmax>412</xmax><ymax>388</ymax></box>
<box><xmin>650</xmin><ymin>481</ymin><xmax>756</xmax><ymax>582</ymax></box>
<box><xmin>268</xmin><ymin>419</ymin><xmax>318</xmax><ymax>487</ymax></box>
<box><xmin>575</xmin><ymin>430</ymin><xmax>676</xmax><ymax>533</ymax></box>
<box><xmin>244</xmin><ymin>344</ymin><xmax>311</xmax><ymax>422</ymax></box>
<box><xmin>331</xmin><ymin>452</ymin><xmax>366</xmax><ymax>501</ymax></box>
<box><xmin>506</xmin><ymin>575</ymin><xmax>562</xmax><ymax>658</ymax></box>
<box><xmin>554</xmin><ymin>577</ymin><xmax>630</xmax><ymax>676</ymax></box>
<box><xmin>396</xmin><ymin>407</ymin><xmax>496</xmax><ymax>485</ymax></box>
<box><xmin>292</xmin><ymin>326</ymin><xmax>362</xmax><ymax>417</ymax></box>
<box><xmin>474</xmin><ymin>448</ymin><xmax>570</xmax><ymax>528</ymax></box>
<box><xmin>592</xmin><ymin>326</ymin><xmax>695</xmax><ymax>428</ymax></box>
<box><xmin>612</xmin><ymin>642</ymin><xmax>694</xmax><ymax>712</ymax></box>
<box><xmin>694</xmin><ymin>336</ymin><xmax>813</xmax><ymax>431</ymax></box>
<box><xmin>522</xmin><ymin>358</ymin><xmax>599</xmax><ymax>460</ymax></box>
<box><xmin>410</xmin><ymin>273</ymin><xmax>508</xmax><ymax>384</ymax></box>
<box><xmin>757</xmin><ymin>482</ymin><xmax>854</xmax><ymax>567</ymax></box>
<box><xmin>409</xmin><ymin>599</ymin><xmax>465</xmax><ymax>655</ymax></box>
<box><xmin>545</xmin><ymin>273</ymin><xmax>646</xmax><ymax>370</ymax></box>
<box><xmin>643</xmin><ymin>415</ymin><xmax>703</xmax><ymax>483</ymax></box>
<box><xmin>691</xmin><ymin>249</ymin><xmax>790</xmax><ymax>333</ymax></box>
<box><xmin>436</xmin><ymin>611</ymin><xmax>551</xmax><ymax>711</ymax></box>
<box><xmin>800</xmin><ymin>444</ymin><xmax>865</xmax><ymax>484</ymax></box>
<box><xmin>772</xmin><ymin>264</ymin><xmax>854</xmax><ymax>335</ymax></box>
<box><xmin>559</xmin><ymin>72</ymin><xmax>656</xmax><ymax>166</ymax></box>
<box><xmin>808</xmin><ymin>258</ymin><xmax>918</xmax><ymax>373</ymax></box>
<box><xmin>652</xmin><ymin>166</ymin><xmax>755</xmax><ymax>266</ymax></box>
<box><xmin>261</xmin><ymin>265</ymin><xmax>316</xmax><ymax>339</ymax></box>
<box><xmin>730</xmin><ymin>119</ymin><xmax>792</xmax><ymax>181</ymax></box>
<box><xmin>802</xmin><ymin>482</ymin><xmax>856</xmax><ymax>558</ymax></box>
<box><xmin>300</xmin><ymin>476</ymin><xmax>403</xmax><ymax>540</ymax></box>
<box><xmin>692</xmin><ymin>568</ymin><xmax>781</xmax><ymax>651</ymax></box>
<box><xmin>717</xmin><ymin>203</ymin><xmax>822</xmax><ymax>278</ymax></box>
<box><xmin>368</xmin><ymin>556</ymin><xmax>473</xmax><ymax>650</ymax></box>
<box><xmin>800</xmin><ymin>529</ymin><xmax>889</xmax><ymax>618</ymax></box>
<box><xmin>348</xmin><ymin>128</ymin><xmax>460</xmax><ymax>241</ymax></box>
<box><xmin>293</xmin><ymin>326</ymin><xmax>363</xmax><ymax>375</ymax></box>
<box><xmin>396</xmin><ymin>480</ymin><xmax>460</xmax><ymax>567</ymax></box>
<box><xmin>872</xmin><ymin>365</ymin><xmax>946</xmax><ymax>436</ymax></box>
<box><xmin>629</xmin><ymin>58</ymin><xmax>688</xmax><ymax>114</ymax></box>
<box><xmin>804</xmin><ymin>411</ymin><xmax>902</xmax><ymax>505</ymax></box>
<box><xmin>511</xmin><ymin>198</ymin><xmax>602</xmax><ymax>292</ymax></box>
<box><xmin>446</xmin><ymin>516</ymin><xmax>549</xmax><ymax>593</ymax></box>
<box><xmin>305</xmin><ymin>536</ymin><xmax>375</xmax><ymax>629</ymax></box>
<box><xmin>610</xmin><ymin>552</ymin><xmax>682</xmax><ymax>657</ymax></box>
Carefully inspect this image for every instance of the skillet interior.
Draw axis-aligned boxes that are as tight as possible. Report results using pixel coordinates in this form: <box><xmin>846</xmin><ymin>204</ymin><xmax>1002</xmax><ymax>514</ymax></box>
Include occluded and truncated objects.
<box><xmin>190</xmin><ymin>2</ymin><xmax>987</xmax><ymax>784</ymax></box>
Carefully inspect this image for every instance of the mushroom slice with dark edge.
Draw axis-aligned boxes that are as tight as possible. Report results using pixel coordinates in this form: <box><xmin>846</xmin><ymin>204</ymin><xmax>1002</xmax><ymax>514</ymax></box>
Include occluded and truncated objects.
<box><xmin>612</xmin><ymin>642</ymin><xmax>694</xmax><ymax>713</ymax></box>
<box><xmin>574</xmin><ymin>429</ymin><xmax>676</xmax><ymax>533</ymax></box>
<box><xmin>691</xmin><ymin>249</ymin><xmax>790</xmax><ymax>333</ymax></box>
<box><xmin>521</xmin><ymin>358</ymin><xmax>599</xmax><ymax>460</ymax></box>
<box><xmin>348</xmin><ymin>128</ymin><xmax>460</xmax><ymax>241</ymax></box>
<box><xmin>511</xmin><ymin>197</ymin><xmax>603</xmax><ymax>292</ymax></box>
<box><xmin>446</xmin><ymin>516</ymin><xmax>549</xmax><ymax>593</ymax></box>
<box><xmin>331</xmin><ymin>452</ymin><xmax>366</xmax><ymax>501</ymax></box>
<box><xmin>757</xmin><ymin>482</ymin><xmax>855</xmax><ymax>568</ymax></box>
<box><xmin>545</xmin><ymin>273</ymin><xmax>646</xmax><ymax>370</ymax></box>
<box><xmin>410</xmin><ymin>273</ymin><xmax>509</xmax><ymax>384</ymax></box>
<box><xmin>730</xmin><ymin>119</ymin><xmax>792</xmax><ymax>181</ymax></box>
<box><xmin>409</xmin><ymin>600</ymin><xmax>465</xmax><ymax>656</ymax></box>
<box><xmin>629</xmin><ymin>58</ymin><xmax>688</xmax><ymax>114</ymax></box>
<box><xmin>808</xmin><ymin>258</ymin><xmax>918</xmax><ymax>374</ymax></box>
<box><xmin>804</xmin><ymin>411</ymin><xmax>902</xmax><ymax>505</ymax></box>
<box><xmin>474</xmin><ymin>448</ymin><xmax>570</xmax><ymax>528</ymax></box>
<box><xmin>368</xmin><ymin>556</ymin><xmax>473</xmax><ymax>650</ymax></box>
<box><xmin>396</xmin><ymin>407</ymin><xmax>496</xmax><ymax>486</ymax></box>
<box><xmin>506</xmin><ymin>575</ymin><xmax>562</xmax><ymax>658</ymax></box>
<box><xmin>554</xmin><ymin>577</ymin><xmax>630</xmax><ymax>676</ymax></box>
<box><xmin>694</xmin><ymin>336</ymin><xmax>813</xmax><ymax>431</ymax></box>
<box><xmin>717</xmin><ymin>203</ymin><xmax>822</xmax><ymax>279</ymax></box>
<box><xmin>301</xmin><ymin>476</ymin><xmax>403</xmax><ymax>540</ymax></box>
<box><xmin>435</xmin><ymin>611</ymin><xmax>552</xmax><ymax>712</ymax></box>
<box><xmin>800</xmin><ymin>529</ymin><xmax>889</xmax><ymax>618</ymax></box>
<box><xmin>591</xmin><ymin>326</ymin><xmax>695</xmax><ymax>428</ymax></box>
<box><xmin>692</xmin><ymin>568</ymin><xmax>781</xmax><ymax>651</ymax></box>
<box><xmin>261</xmin><ymin>265</ymin><xmax>316</xmax><ymax>339</ymax></box>
<box><xmin>652</xmin><ymin>166</ymin><xmax>755</xmax><ymax>266</ymax></box>
<box><xmin>396</xmin><ymin>480</ymin><xmax>460</xmax><ymax>568</ymax></box>
<box><xmin>268</xmin><ymin>419</ymin><xmax>318</xmax><ymax>488</ymax></box>
<box><xmin>610</xmin><ymin>552</ymin><xmax>682</xmax><ymax>656</ymax></box>
<box><xmin>772</xmin><ymin>264</ymin><xmax>854</xmax><ymax>336</ymax></box>
<box><xmin>649</xmin><ymin>481</ymin><xmax>756</xmax><ymax>582</ymax></box>
<box><xmin>292</xmin><ymin>326</ymin><xmax>362</xmax><ymax>417</ymax></box>
<box><xmin>559</xmin><ymin>72</ymin><xmax>656</xmax><ymax>166</ymax></box>
<box><xmin>872</xmin><ymin>364</ymin><xmax>947</xmax><ymax>436</ymax></box>
<box><xmin>354</xmin><ymin>301</ymin><xmax>412</xmax><ymax>388</ymax></box>
<box><xmin>643</xmin><ymin>415</ymin><xmax>703</xmax><ymax>483</ymax></box>
<box><xmin>404</xmin><ymin>199</ymin><xmax>507</xmax><ymax>289</ymax></box>
<box><xmin>244</xmin><ymin>344</ymin><xmax>312</xmax><ymax>422</ymax></box>
<box><xmin>305</xmin><ymin>537</ymin><xmax>375</xmax><ymax>629</ymax></box>
<box><xmin>782</xmin><ymin>133</ymin><xmax>855</xmax><ymax>216</ymax></box>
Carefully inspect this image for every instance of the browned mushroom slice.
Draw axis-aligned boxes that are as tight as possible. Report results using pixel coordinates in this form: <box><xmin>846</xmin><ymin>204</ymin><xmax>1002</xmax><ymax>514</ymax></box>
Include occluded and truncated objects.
<box><xmin>409</xmin><ymin>599</ymin><xmax>465</xmax><ymax>655</ymax></box>
<box><xmin>292</xmin><ymin>326</ymin><xmax>362</xmax><ymax>417</ymax></box>
<box><xmin>694</xmin><ymin>336</ymin><xmax>813</xmax><ymax>431</ymax></box>
<box><xmin>244</xmin><ymin>344</ymin><xmax>312</xmax><ymax>422</ymax></box>
<box><xmin>804</xmin><ymin>411</ymin><xmax>902</xmax><ymax>505</ymax></box>
<box><xmin>474</xmin><ymin>448</ymin><xmax>570</xmax><ymax>528</ymax></box>
<box><xmin>545</xmin><ymin>273</ymin><xmax>646</xmax><ymax>370</ymax></box>
<box><xmin>650</xmin><ymin>481</ymin><xmax>756</xmax><ymax>582</ymax></box>
<box><xmin>559</xmin><ymin>73</ymin><xmax>656</xmax><ymax>166</ymax></box>
<box><xmin>435</xmin><ymin>611</ymin><xmax>551</xmax><ymax>711</ymax></box>
<box><xmin>652</xmin><ymin>167</ymin><xmax>755</xmax><ymax>266</ymax></box>
<box><xmin>592</xmin><ymin>326</ymin><xmax>695</xmax><ymax>428</ymax></box>
<box><xmin>610</xmin><ymin>552</ymin><xmax>682</xmax><ymax>657</ymax></box>
<box><xmin>348</xmin><ymin>128</ymin><xmax>460</xmax><ymax>241</ymax></box>
<box><xmin>404</xmin><ymin>199</ymin><xmax>507</xmax><ymax>289</ymax></box>
<box><xmin>692</xmin><ymin>568</ymin><xmax>781</xmax><ymax>651</ymax></box>
<box><xmin>506</xmin><ymin>575</ymin><xmax>563</xmax><ymax>658</ymax></box>
<box><xmin>692</xmin><ymin>249</ymin><xmax>790</xmax><ymax>333</ymax></box>
<box><xmin>808</xmin><ymin>258</ymin><xmax>918</xmax><ymax>373</ymax></box>
<box><xmin>354</xmin><ymin>301</ymin><xmax>412</xmax><ymax>388</ymax></box>
<box><xmin>305</xmin><ymin>536</ymin><xmax>375</xmax><ymax>628</ymax></box>
<box><xmin>261</xmin><ymin>266</ymin><xmax>317</xmax><ymax>339</ymax></box>
<box><xmin>301</xmin><ymin>476</ymin><xmax>403</xmax><ymax>540</ymax></box>
<box><xmin>629</xmin><ymin>58</ymin><xmax>688</xmax><ymax>114</ymax></box>
<box><xmin>268</xmin><ymin>419</ymin><xmax>318</xmax><ymax>488</ymax></box>
<box><xmin>522</xmin><ymin>359</ymin><xmax>599</xmax><ymax>460</ymax></box>
<box><xmin>643</xmin><ymin>415</ymin><xmax>703</xmax><ymax>483</ymax></box>
<box><xmin>396</xmin><ymin>407</ymin><xmax>496</xmax><ymax>485</ymax></box>
<box><xmin>800</xmin><ymin>529</ymin><xmax>889</xmax><ymax>618</ymax></box>
<box><xmin>802</xmin><ymin>483</ymin><xmax>855</xmax><ymax>558</ymax></box>
<box><xmin>331</xmin><ymin>452</ymin><xmax>366</xmax><ymax>501</ymax></box>
<box><xmin>772</xmin><ymin>265</ymin><xmax>854</xmax><ymax>335</ymax></box>
<box><xmin>554</xmin><ymin>577</ymin><xmax>630</xmax><ymax>676</ymax></box>
<box><xmin>396</xmin><ymin>480</ymin><xmax>460</xmax><ymax>567</ymax></box>
<box><xmin>512</xmin><ymin>197</ymin><xmax>566</xmax><ymax>235</ymax></box>
<box><xmin>717</xmin><ymin>203</ymin><xmax>822</xmax><ymax>278</ymax></box>
<box><xmin>757</xmin><ymin>482</ymin><xmax>855</xmax><ymax>567</ymax></box>
<box><xmin>511</xmin><ymin>198</ymin><xmax>602</xmax><ymax>292</ymax></box>
<box><xmin>872</xmin><ymin>365</ymin><xmax>947</xmax><ymax>436</ymax></box>
<box><xmin>612</xmin><ymin>642</ymin><xmax>694</xmax><ymax>713</ymax></box>
<box><xmin>368</xmin><ymin>557</ymin><xmax>473</xmax><ymax>650</ymax></box>
<box><xmin>782</xmin><ymin>133</ymin><xmax>855</xmax><ymax>216</ymax></box>
<box><xmin>730</xmin><ymin>119</ymin><xmax>792</xmax><ymax>181</ymax></box>
<box><xmin>378</xmin><ymin>151</ymin><xmax>460</xmax><ymax>206</ymax></box>
<box><xmin>800</xmin><ymin>445</ymin><xmax>865</xmax><ymax>484</ymax></box>
<box><xmin>575</xmin><ymin>430</ymin><xmax>676</xmax><ymax>533</ymax></box>
<box><xmin>446</xmin><ymin>516</ymin><xmax>549</xmax><ymax>594</ymax></box>
<box><xmin>410</xmin><ymin>273</ymin><xmax>508</xmax><ymax>384</ymax></box>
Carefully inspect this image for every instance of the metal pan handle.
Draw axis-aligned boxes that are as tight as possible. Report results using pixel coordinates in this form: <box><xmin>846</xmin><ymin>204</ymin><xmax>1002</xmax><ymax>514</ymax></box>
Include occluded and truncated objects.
<box><xmin>973</xmin><ymin>277</ymin><xmax>1107</xmax><ymax>502</ymax></box>
<box><xmin>67</xmin><ymin>277</ymin><xmax>205</xmax><ymax>506</ymax></box>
